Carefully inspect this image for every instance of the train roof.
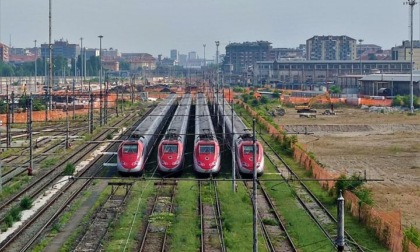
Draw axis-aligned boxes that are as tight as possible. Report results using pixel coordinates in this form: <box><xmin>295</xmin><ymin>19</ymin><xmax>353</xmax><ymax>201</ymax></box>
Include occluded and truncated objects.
<box><xmin>218</xmin><ymin>98</ymin><xmax>252</xmax><ymax>136</ymax></box>
<box><xmin>163</xmin><ymin>93</ymin><xmax>192</xmax><ymax>140</ymax></box>
<box><xmin>196</xmin><ymin>93</ymin><xmax>216</xmax><ymax>140</ymax></box>
<box><xmin>132</xmin><ymin>94</ymin><xmax>177</xmax><ymax>138</ymax></box>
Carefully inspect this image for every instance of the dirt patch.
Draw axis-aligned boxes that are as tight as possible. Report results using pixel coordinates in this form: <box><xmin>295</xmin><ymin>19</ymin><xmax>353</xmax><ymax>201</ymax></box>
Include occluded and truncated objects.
<box><xmin>280</xmin><ymin>108</ymin><xmax>420</xmax><ymax>230</ymax></box>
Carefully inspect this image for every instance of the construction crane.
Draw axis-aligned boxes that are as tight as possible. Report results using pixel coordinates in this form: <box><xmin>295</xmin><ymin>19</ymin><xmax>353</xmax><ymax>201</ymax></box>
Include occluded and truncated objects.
<box><xmin>295</xmin><ymin>91</ymin><xmax>334</xmax><ymax>114</ymax></box>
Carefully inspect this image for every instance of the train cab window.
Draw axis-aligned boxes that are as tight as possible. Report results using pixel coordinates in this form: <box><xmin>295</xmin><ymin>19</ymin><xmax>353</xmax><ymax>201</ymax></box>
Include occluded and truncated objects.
<box><xmin>122</xmin><ymin>144</ymin><xmax>138</xmax><ymax>153</ymax></box>
<box><xmin>243</xmin><ymin>145</ymin><xmax>258</xmax><ymax>155</ymax></box>
<box><xmin>163</xmin><ymin>144</ymin><xmax>178</xmax><ymax>153</ymax></box>
<box><xmin>199</xmin><ymin>145</ymin><xmax>215</xmax><ymax>154</ymax></box>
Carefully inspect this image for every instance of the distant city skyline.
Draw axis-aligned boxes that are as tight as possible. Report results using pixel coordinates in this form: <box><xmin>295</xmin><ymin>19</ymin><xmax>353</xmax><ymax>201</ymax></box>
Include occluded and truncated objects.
<box><xmin>1</xmin><ymin>1</ymin><xmax>419</xmax><ymax>58</ymax></box>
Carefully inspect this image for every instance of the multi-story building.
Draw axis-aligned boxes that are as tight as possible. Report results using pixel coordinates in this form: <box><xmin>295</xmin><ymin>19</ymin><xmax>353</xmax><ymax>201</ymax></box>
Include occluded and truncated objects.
<box><xmin>223</xmin><ymin>41</ymin><xmax>272</xmax><ymax>74</ymax></box>
<box><xmin>391</xmin><ymin>40</ymin><xmax>420</xmax><ymax>69</ymax></box>
<box><xmin>254</xmin><ymin>60</ymin><xmax>411</xmax><ymax>87</ymax></box>
<box><xmin>121</xmin><ymin>53</ymin><xmax>156</xmax><ymax>71</ymax></box>
<box><xmin>306</xmin><ymin>35</ymin><xmax>357</xmax><ymax>61</ymax></box>
<box><xmin>170</xmin><ymin>49</ymin><xmax>178</xmax><ymax>60</ymax></box>
<box><xmin>40</xmin><ymin>39</ymin><xmax>80</xmax><ymax>59</ymax></box>
<box><xmin>0</xmin><ymin>43</ymin><xmax>10</xmax><ymax>62</ymax></box>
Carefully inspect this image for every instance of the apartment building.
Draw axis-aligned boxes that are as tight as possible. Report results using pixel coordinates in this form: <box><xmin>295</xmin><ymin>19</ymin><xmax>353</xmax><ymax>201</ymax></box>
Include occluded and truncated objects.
<box><xmin>306</xmin><ymin>35</ymin><xmax>357</xmax><ymax>61</ymax></box>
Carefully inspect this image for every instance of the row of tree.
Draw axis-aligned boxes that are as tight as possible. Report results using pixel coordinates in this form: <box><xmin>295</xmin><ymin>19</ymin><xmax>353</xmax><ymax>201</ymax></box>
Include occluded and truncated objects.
<box><xmin>0</xmin><ymin>55</ymin><xmax>134</xmax><ymax>78</ymax></box>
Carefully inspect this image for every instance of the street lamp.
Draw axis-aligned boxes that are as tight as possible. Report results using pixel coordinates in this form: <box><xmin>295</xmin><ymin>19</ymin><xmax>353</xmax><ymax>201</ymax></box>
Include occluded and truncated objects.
<box><xmin>98</xmin><ymin>35</ymin><xmax>103</xmax><ymax>126</ymax></box>
<box><xmin>358</xmin><ymin>39</ymin><xmax>363</xmax><ymax>75</ymax></box>
<box><xmin>405</xmin><ymin>0</ymin><xmax>416</xmax><ymax>113</ymax></box>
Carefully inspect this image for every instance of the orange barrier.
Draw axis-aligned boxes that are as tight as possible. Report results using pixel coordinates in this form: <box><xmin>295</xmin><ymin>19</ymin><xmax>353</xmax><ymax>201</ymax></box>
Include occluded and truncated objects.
<box><xmin>238</xmin><ymin>101</ymin><xmax>420</xmax><ymax>252</ymax></box>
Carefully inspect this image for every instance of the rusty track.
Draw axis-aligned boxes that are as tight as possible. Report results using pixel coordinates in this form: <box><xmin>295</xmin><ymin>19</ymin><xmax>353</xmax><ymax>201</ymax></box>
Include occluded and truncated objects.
<box><xmin>139</xmin><ymin>178</ymin><xmax>177</xmax><ymax>252</ymax></box>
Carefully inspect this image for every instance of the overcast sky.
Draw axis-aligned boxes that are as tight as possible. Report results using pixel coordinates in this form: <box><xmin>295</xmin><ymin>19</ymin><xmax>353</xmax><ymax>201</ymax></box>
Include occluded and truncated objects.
<box><xmin>1</xmin><ymin>0</ymin><xmax>418</xmax><ymax>58</ymax></box>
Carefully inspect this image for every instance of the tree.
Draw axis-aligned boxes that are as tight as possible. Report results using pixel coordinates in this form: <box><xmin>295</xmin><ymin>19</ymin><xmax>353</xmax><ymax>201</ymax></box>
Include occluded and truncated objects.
<box><xmin>329</xmin><ymin>85</ymin><xmax>341</xmax><ymax>94</ymax></box>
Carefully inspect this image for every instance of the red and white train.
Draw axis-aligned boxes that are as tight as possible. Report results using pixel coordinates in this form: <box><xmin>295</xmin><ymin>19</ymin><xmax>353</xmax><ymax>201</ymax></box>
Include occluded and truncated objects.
<box><xmin>157</xmin><ymin>94</ymin><xmax>192</xmax><ymax>173</ymax></box>
<box><xmin>193</xmin><ymin>93</ymin><xmax>221</xmax><ymax>174</ymax></box>
<box><xmin>216</xmin><ymin>97</ymin><xmax>264</xmax><ymax>175</ymax></box>
<box><xmin>117</xmin><ymin>94</ymin><xmax>177</xmax><ymax>174</ymax></box>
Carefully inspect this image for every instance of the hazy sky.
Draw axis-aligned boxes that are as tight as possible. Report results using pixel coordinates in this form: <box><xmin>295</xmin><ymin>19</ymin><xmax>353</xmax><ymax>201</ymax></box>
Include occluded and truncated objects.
<box><xmin>1</xmin><ymin>0</ymin><xmax>418</xmax><ymax>58</ymax></box>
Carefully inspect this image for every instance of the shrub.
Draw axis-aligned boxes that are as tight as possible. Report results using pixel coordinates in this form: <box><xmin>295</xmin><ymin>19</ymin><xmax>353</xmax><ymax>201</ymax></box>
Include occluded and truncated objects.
<box><xmin>20</xmin><ymin>197</ymin><xmax>33</xmax><ymax>210</ymax></box>
<box><xmin>63</xmin><ymin>163</ymin><xmax>76</xmax><ymax>176</ymax></box>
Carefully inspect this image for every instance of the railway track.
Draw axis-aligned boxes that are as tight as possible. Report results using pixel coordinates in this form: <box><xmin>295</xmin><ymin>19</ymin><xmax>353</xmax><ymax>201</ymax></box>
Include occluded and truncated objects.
<box><xmin>240</xmin><ymin>175</ymin><xmax>297</xmax><ymax>252</ymax></box>
<box><xmin>1</xmin><ymin>129</ymin><xmax>82</xmax><ymax>186</ymax></box>
<box><xmin>199</xmin><ymin>179</ymin><xmax>226</xmax><ymax>252</ymax></box>
<box><xmin>139</xmin><ymin>175</ymin><xmax>177</xmax><ymax>252</ymax></box>
<box><xmin>0</xmin><ymin>112</ymin><xmax>141</xmax><ymax>250</ymax></box>
<box><xmin>259</xmin><ymin>134</ymin><xmax>365</xmax><ymax>251</ymax></box>
<box><xmin>74</xmin><ymin>182</ymin><xmax>133</xmax><ymax>251</ymax></box>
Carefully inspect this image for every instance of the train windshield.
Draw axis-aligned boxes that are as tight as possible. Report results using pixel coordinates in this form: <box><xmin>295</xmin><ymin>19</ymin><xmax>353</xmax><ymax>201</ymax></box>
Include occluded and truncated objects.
<box><xmin>199</xmin><ymin>145</ymin><xmax>215</xmax><ymax>154</ymax></box>
<box><xmin>163</xmin><ymin>144</ymin><xmax>178</xmax><ymax>153</ymax></box>
<box><xmin>122</xmin><ymin>144</ymin><xmax>138</xmax><ymax>153</ymax></box>
<box><xmin>243</xmin><ymin>145</ymin><xmax>258</xmax><ymax>154</ymax></box>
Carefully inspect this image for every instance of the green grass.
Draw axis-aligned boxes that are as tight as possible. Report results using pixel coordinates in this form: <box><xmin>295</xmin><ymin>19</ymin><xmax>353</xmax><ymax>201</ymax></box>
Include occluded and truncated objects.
<box><xmin>261</xmin><ymin>162</ymin><xmax>335</xmax><ymax>251</ymax></box>
<box><xmin>0</xmin><ymin>175</ymin><xmax>30</xmax><ymax>201</ymax></box>
<box><xmin>216</xmin><ymin>181</ymin><xmax>267</xmax><ymax>252</ymax></box>
<box><xmin>169</xmin><ymin>181</ymin><xmax>200</xmax><ymax>252</ymax></box>
<box><xmin>104</xmin><ymin>180</ymin><xmax>154</xmax><ymax>251</ymax></box>
<box><xmin>41</xmin><ymin>157</ymin><xmax>60</xmax><ymax>169</ymax></box>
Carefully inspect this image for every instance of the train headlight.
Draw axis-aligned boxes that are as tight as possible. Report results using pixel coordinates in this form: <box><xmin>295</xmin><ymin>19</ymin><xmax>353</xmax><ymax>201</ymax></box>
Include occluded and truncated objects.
<box><xmin>172</xmin><ymin>160</ymin><xmax>180</xmax><ymax>165</ymax></box>
<box><xmin>210</xmin><ymin>161</ymin><xmax>216</xmax><ymax>166</ymax></box>
<box><xmin>132</xmin><ymin>161</ymin><xmax>138</xmax><ymax>166</ymax></box>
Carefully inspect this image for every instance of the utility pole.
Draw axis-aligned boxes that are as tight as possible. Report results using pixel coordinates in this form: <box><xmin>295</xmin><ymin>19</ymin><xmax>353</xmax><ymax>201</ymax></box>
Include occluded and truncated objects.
<box><xmin>34</xmin><ymin>40</ymin><xmax>37</xmax><ymax>94</ymax></box>
<box><xmin>73</xmin><ymin>56</ymin><xmax>76</xmax><ymax>120</ymax></box>
<box><xmin>65</xmin><ymin>86</ymin><xmax>70</xmax><ymax>149</ymax></box>
<box><xmin>358</xmin><ymin>39</ymin><xmax>363</xmax><ymax>75</ymax></box>
<box><xmin>28</xmin><ymin>94</ymin><xmax>33</xmax><ymax>176</ymax></box>
<box><xmin>215</xmin><ymin>41</ymin><xmax>220</xmax><ymax>125</ymax></box>
<box><xmin>231</xmin><ymin>91</ymin><xmax>236</xmax><ymax>192</ymax></box>
<box><xmin>98</xmin><ymin>35</ymin><xmax>103</xmax><ymax>126</ymax></box>
<box><xmin>252</xmin><ymin>119</ymin><xmax>258</xmax><ymax>252</ymax></box>
<box><xmin>48</xmin><ymin>0</ymin><xmax>53</xmax><ymax>115</ymax></box>
<box><xmin>406</xmin><ymin>0</ymin><xmax>417</xmax><ymax>113</ymax></box>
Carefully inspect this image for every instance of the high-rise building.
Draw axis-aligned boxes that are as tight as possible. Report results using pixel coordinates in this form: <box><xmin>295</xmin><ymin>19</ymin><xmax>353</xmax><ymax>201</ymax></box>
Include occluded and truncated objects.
<box><xmin>170</xmin><ymin>49</ymin><xmax>178</xmax><ymax>60</ymax></box>
<box><xmin>223</xmin><ymin>41</ymin><xmax>272</xmax><ymax>74</ymax></box>
<box><xmin>306</xmin><ymin>35</ymin><xmax>357</xmax><ymax>61</ymax></box>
